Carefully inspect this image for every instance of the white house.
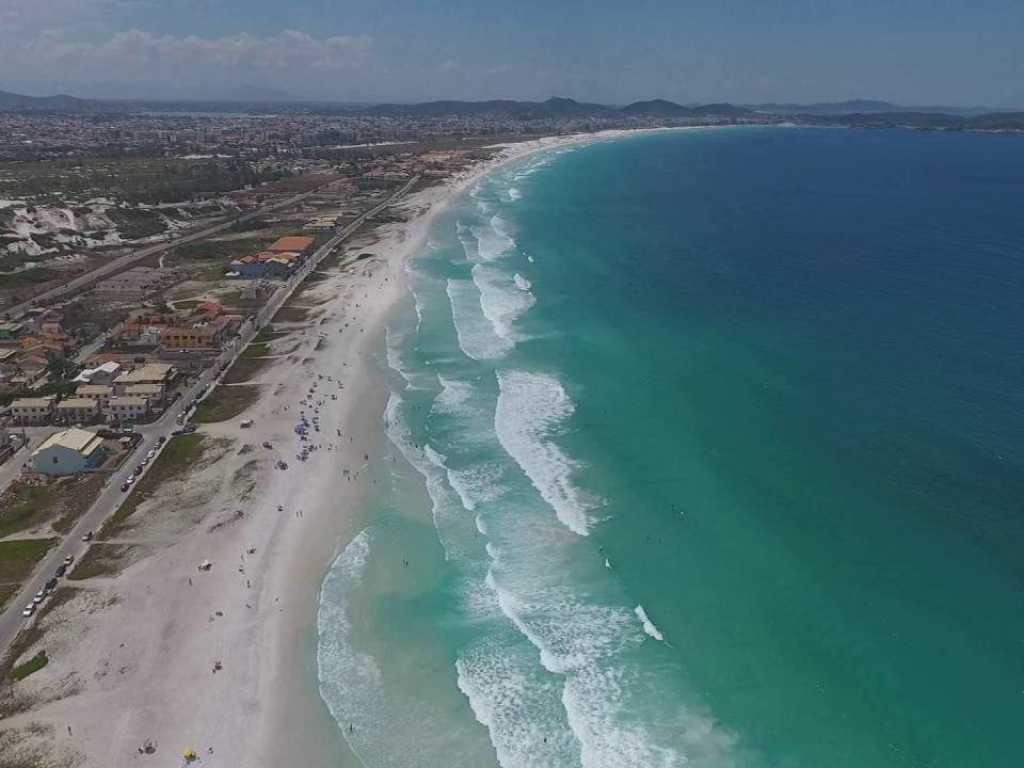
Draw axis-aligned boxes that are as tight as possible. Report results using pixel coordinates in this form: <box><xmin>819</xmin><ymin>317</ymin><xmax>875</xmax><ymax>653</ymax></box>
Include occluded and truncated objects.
<box><xmin>30</xmin><ymin>428</ymin><xmax>107</xmax><ymax>475</ymax></box>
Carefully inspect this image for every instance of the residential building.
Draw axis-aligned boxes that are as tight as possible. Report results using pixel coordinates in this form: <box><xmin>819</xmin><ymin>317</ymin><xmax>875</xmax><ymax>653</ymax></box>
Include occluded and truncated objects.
<box><xmin>75</xmin><ymin>383</ymin><xmax>114</xmax><ymax>406</ymax></box>
<box><xmin>113</xmin><ymin>363</ymin><xmax>174</xmax><ymax>395</ymax></box>
<box><xmin>54</xmin><ymin>397</ymin><xmax>101</xmax><ymax>424</ymax></box>
<box><xmin>104</xmin><ymin>396</ymin><xmax>150</xmax><ymax>424</ymax></box>
<box><xmin>124</xmin><ymin>383</ymin><xmax>164</xmax><ymax>406</ymax></box>
<box><xmin>267</xmin><ymin>235</ymin><xmax>316</xmax><ymax>257</ymax></box>
<box><xmin>30</xmin><ymin>427</ymin><xmax>107</xmax><ymax>475</ymax></box>
<box><xmin>10</xmin><ymin>396</ymin><xmax>54</xmax><ymax>425</ymax></box>
<box><xmin>73</xmin><ymin>361</ymin><xmax>122</xmax><ymax>385</ymax></box>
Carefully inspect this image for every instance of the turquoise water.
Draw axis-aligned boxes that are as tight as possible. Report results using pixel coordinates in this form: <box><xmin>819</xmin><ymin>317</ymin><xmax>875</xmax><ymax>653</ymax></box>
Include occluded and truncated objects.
<box><xmin>317</xmin><ymin>127</ymin><xmax>1024</xmax><ymax>768</ymax></box>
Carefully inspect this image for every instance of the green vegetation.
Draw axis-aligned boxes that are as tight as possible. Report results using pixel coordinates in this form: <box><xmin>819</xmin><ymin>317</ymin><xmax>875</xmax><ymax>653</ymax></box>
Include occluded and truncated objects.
<box><xmin>0</xmin><ymin>539</ymin><xmax>57</xmax><ymax>584</ymax></box>
<box><xmin>67</xmin><ymin>544</ymin><xmax>140</xmax><ymax>580</ymax></box>
<box><xmin>253</xmin><ymin>325</ymin><xmax>285</xmax><ymax>343</ymax></box>
<box><xmin>240</xmin><ymin>342</ymin><xmax>270</xmax><ymax>359</ymax></box>
<box><xmin>106</xmin><ymin>208</ymin><xmax>167</xmax><ymax>239</ymax></box>
<box><xmin>0</xmin><ymin>157</ymin><xmax>262</xmax><ymax>205</ymax></box>
<box><xmin>0</xmin><ymin>483</ymin><xmax>61</xmax><ymax>539</ymax></box>
<box><xmin>0</xmin><ymin>584</ymin><xmax>17</xmax><ymax>613</ymax></box>
<box><xmin>222</xmin><ymin>357</ymin><xmax>271</xmax><ymax>385</ymax></box>
<box><xmin>272</xmin><ymin>305</ymin><xmax>311</xmax><ymax>323</ymax></box>
<box><xmin>170</xmin><ymin>232</ymin><xmax>277</xmax><ymax>262</ymax></box>
<box><xmin>99</xmin><ymin>435</ymin><xmax>207</xmax><ymax>539</ymax></box>
<box><xmin>192</xmin><ymin>385</ymin><xmax>260</xmax><ymax>423</ymax></box>
<box><xmin>0</xmin><ymin>475</ymin><xmax>105</xmax><ymax>538</ymax></box>
<box><xmin>10</xmin><ymin>651</ymin><xmax>47</xmax><ymax>681</ymax></box>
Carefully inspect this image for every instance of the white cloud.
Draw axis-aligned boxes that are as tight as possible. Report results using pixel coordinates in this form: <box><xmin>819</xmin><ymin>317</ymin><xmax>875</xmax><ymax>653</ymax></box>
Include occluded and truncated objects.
<box><xmin>18</xmin><ymin>29</ymin><xmax>371</xmax><ymax>80</ymax></box>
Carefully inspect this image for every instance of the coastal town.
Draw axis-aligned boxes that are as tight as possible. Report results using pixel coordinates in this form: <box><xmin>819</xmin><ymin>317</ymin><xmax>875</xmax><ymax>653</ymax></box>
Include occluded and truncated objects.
<box><xmin>2</xmin><ymin>89</ymin><xmax>1018</xmax><ymax>766</ymax></box>
<box><xmin>0</xmin><ymin>102</ymin><xmax>515</xmax><ymax>764</ymax></box>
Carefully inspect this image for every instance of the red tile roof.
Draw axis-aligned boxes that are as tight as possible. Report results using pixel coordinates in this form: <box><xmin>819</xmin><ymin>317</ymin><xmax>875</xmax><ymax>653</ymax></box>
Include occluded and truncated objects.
<box><xmin>268</xmin><ymin>236</ymin><xmax>315</xmax><ymax>253</ymax></box>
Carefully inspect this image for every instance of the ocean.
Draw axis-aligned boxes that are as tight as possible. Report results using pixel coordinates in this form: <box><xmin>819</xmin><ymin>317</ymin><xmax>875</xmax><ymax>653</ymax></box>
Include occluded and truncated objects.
<box><xmin>316</xmin><ymin>127</ymin><xmax>1024</xmax><ymax>768</ymax></box>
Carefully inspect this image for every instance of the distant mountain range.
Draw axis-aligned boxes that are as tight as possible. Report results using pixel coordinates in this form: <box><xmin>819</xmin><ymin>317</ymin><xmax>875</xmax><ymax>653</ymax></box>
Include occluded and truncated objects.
<box><xmin>0</xmin><ymin>89</ymin><xmax>89</xmax><ymax>111</ymax></box>
<box><xmin>751</xmin><ymin>99</ymin><xmax>996</xmax><ymax>117</ymax></box>
<box><xmin>0</xmin><ymin>88</ymin><xmax>1020</xmax><ymax>129</ymax></box>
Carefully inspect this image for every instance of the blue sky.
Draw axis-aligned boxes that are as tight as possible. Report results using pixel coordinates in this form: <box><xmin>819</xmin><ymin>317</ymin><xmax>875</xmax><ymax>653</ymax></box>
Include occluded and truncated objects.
<box><xmin>2</xmin><ymin>0</ymin><xmax>1022</xmax><ymax>105</ymax></box>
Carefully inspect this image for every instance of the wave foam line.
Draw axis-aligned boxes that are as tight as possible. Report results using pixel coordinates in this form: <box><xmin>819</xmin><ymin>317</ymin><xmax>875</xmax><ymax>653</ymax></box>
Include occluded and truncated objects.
<box><xmin>495</xmin><ymin>369</ymin><xmax>594</xmax><ymax>536</ymax></box>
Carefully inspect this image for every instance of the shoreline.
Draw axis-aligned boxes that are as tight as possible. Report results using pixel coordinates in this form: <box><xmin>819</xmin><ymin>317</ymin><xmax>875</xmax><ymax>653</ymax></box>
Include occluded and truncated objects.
<box><xmin>0</xmin><ymin>127</ymin><xmax>659</xmax><ymax>767</ymax></box>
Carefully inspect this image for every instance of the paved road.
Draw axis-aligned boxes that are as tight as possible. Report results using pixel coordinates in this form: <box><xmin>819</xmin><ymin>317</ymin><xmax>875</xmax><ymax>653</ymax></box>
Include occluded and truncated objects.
<box><xmin>3</xmin><ymin>185</ymin><xmax>327</xmax><ymax>320</ymax></box>
<box><xmin>0</xmin><ymin>176</ymin><xmax>418</xmax><ymax>655</ymax></box>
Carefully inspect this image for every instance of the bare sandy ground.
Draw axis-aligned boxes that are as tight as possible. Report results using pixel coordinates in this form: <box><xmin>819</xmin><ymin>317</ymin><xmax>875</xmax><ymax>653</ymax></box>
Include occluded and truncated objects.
<box><xmin>0</xmin><ymin>128</ymin><xmax>660</xmax><ymax>767</ymax></box>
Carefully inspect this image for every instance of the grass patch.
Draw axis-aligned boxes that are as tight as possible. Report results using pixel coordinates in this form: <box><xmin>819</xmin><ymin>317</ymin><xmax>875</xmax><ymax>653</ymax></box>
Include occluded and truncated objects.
<box><xmin>192</xmin><ymin>384</ymin><xmax>260</xmax><ymax>423</ymax></box>
<box><xmin>0</xmin><ymin>583</ymin><xmax>18</xmax><ymax>613</ymax></box>
<box><xmin>0</xmin><ymin>475</ymin><xmax>107</xmax><ymax>539</ymax></box>
<box><xmin>254</xmin><ymin>326</ymin><xmax>290</xmax><ymax>342</ymax></box>
<box><xmin>67</xmin><ymin>544</ymin><xmax>139</xmax><ymax>580</ymax></box>
<box><xmin>10</xmin><ymin>651</ymin><xmax>47</xmax><ymax>681</ymax></box>
<box><xmin>222</xmin><ymin>356</ymin><xmax>272</xmax><ymax>385</ymax></box>
<box><xmin>241</xmin><ymin>342</ymin><xmax>271</xmax><ymax>359</ymax></box>
<box><xmin>99</xmin><ymin>435</ymin><xmax>207</xmax><ymax>539</ymax></box>
<box><xmin>272</xmin><ymin>305</ymin><xmax>311</xmax><ymax>323</ymax></box>
<box><xmin>0</xmin><ymin>587</ymin><xmax>78</xmax><ymax>709</ymax></box>
<box><xmin>0</xmin><ymin>539</ymin><xmax>57</xmax><ymax>584</ymax></box>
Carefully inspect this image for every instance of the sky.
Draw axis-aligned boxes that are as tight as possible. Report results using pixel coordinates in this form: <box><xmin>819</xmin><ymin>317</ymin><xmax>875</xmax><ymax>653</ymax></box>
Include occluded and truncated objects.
<box><xmin>1</xmin><ymin>0</ymin><xmax>1022</xmax><ymax>106</ymax></box>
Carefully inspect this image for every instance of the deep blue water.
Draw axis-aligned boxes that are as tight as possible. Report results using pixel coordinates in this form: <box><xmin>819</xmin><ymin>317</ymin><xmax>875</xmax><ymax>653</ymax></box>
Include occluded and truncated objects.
<box><xmin>318</xmin><ymin>127</ymin><xmax>1024</xmax><ymax>768</ymax></box>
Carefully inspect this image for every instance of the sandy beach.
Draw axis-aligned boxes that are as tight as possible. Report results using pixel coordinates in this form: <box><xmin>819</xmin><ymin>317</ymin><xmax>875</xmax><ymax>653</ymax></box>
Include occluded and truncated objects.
<box><xmin>0</xmin><ymin>129</ymin><xmax>649</xmax><ymax>767</ymax></box>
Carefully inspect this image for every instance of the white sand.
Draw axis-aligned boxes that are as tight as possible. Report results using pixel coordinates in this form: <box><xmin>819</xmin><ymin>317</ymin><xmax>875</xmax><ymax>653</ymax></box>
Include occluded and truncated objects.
<box><xmin>0</xmin><ymin>129</ymin><xmax>655</xmax><ymax>766</ymax></box>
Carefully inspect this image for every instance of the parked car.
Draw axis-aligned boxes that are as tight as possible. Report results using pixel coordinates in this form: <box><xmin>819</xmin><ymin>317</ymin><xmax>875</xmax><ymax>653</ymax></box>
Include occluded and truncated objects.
<box><xmin>121</xmin><ymin>482</ymin><xmax>131</xmax><ymax>492</ymax></box>
<box><xmin>240</xmin><ymin>419</ymin><xmax>254</xmax><ymax>428</ymax></box>
<box><xmin>63</xmin><ymin>554</ymin><xmax>74</xmax><ymax>566</ymax></box>
<box><xmin>262</xmin><ymin>441</ymin><xmax>273</xmax><ymax>449</ymax></box>
<box><xmin>55</xmin><ymin>564</ymin><xmax>67</xmax><ymax>578</ymax></box>
<box><xmin>45</xmin><ymin>577</ymin><xmax>58</xmax><ymax>592</ymax></box>
<box><xmin>33</xmin><ymin>590</ymin><xmax>45</xmax><ymax>604</ymax></box>
<box><xmin>158</xmin><ymin>436</ymin><xmax>167</xmax><ymax>444</ymax></box>
<box><xmin>82</xmin><ymin>531</ymin><xmax>93</xmax><ymax>542</ymax></box>
<box><xmin>22</xmin><ymin>604</ymin><xmax>34</xmax><ymax>618</ymax></box>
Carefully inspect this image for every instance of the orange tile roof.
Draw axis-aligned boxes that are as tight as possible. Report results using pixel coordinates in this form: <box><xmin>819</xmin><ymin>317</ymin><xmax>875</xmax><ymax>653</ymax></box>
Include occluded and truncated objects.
<box><xmin>268</xmin><ymin>236</ymin><xmax>315</xmax><ymax>253</ymax></box>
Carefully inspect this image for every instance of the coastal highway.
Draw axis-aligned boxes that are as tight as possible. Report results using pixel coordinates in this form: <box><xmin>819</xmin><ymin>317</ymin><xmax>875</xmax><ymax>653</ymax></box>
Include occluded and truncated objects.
<box><xmin>0</xmin><ymin>175</ymin><xmax>419</xmax><ymax>656</ymax></box>
<box><xmin>2</xmin><ymin>185</ymin><xmax>328</xmax><ymax>320</ymax></box>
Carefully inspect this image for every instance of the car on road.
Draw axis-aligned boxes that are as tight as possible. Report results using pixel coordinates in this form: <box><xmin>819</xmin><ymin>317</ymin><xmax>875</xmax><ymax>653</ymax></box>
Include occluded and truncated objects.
<box><xmin>63</xmin><ymin>554</ymin><xmax>74</xmax><ymax>566</ymax></box>
<box><xmin>45</xmin><ymin>577</ymin><xmax>58</xmax><ymax>592</ymax></box>
<box><xmin>147</xmin><ymin>448</ymin><xmax>157</xmax><ymax>459</ymax></box>
<box><xmin>121</xmin><ymin>482</ymin><xmax>131</xmax><ymax>492</ymax></box>
<box><xmin>262</xmin><ymin>441</ymin><xmax>273</xmax><ymax>449</ymax></box>
<box><xmin>55</xmin><ymin>564</ymin><xmax>67</xmax><ymax>578</ymax></box>
<box><xmin>82</xmin><ymin>531</ymin><xmax>93</xmax><ymax>542</ymax></box>
<box><xmin>126</xmin><ymin>474</ymin><xmax>135</xmax><ymax>484</ymax></box>
<box><xmin>158</xmin><ymin>436</ymin><xmax>167</xmax><ymax>445</ymax></box>
<box><xmin>240</xmin><ymin>419</ymin><xmax>254</xmax><ymax>428</ymax></box>
<box><xmin>22</xmin><ymin>604</ymin><xmax>34</xmax><ymax>618</ymax></box>
<box><xmin>33</xmin><ymin>590</ymin><xmax>45</xmax><ymax>604</ymax></box>
<box><xmin>136</xmin><ymin>464</ymin><xmax>145</xmax><ymax>474</ymax></box>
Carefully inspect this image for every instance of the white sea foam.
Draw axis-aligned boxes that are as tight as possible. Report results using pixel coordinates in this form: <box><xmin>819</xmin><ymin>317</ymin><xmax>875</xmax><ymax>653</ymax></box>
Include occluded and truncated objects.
<box><xmin>456</xmin><ymin>220</ymin><xmax>479</xmax><ymax>262</ymax></box>
<box><xmin>634</xmin><ymin>605</ymin><xmax>665</xmax><ymax>642</ymax></box>
<box><xmin>456</xmin><ymin>637</ymin><xmax>579</xmax><ymax>768</ymax></box>
<box><xmin>495</xmin><ymin>369</ymin><xmax>594</xmax><ymax>536</ymax></box>
<box><xmin>433</xmin><ymin>373</ymin><xmax>476</xmax><ymax>416</ymax></box>
<box><xmin>447</xmin><ymin>278</ymin><xmax>514</xmax><ymax>360</ymax></box>
<box><xmin>513</xmin><ymin>273</ymin><xmax>532</xmax><ymax>291</ymax></box>
<box><xmin>384</xmin><ymin>325</ymin><xmax>415</xmax><ymax>387</ymax></box>
<box><xmin>316</xmin><ymin>531</ymin><xmax>388</xmax><ymax>759</ymax></box>
<box><xmin>508</xmin><ymin>187</ymin><xmax>522</xmax><ymax>201</ymax></box>
<box><xmin>448</xmin><ymin>462</ymin><xmax>505</xmax><ymax>511</ymax></box>
<box><xmin>384</xmin><ymin>392</ymin><xmax>469</xmax><ymax>559</ymax></box>
<box><xmin>472</xmin><ymin>263</ymin><xmax>535</xmax><ymax>343</ymax></box>
<box><xmin>473</xmin><ymin>214</ymin><xmax>516</xmax><ymax>261</ymax></box>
